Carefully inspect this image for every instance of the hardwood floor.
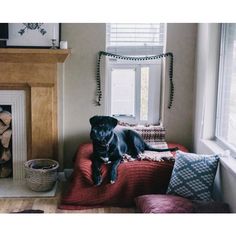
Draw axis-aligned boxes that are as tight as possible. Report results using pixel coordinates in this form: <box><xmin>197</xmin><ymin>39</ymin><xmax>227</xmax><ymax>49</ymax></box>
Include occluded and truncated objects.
<box><xmin>0</xmin><ymin>184</ymin><xmax>137</xmax><ymax>213</ymax></box>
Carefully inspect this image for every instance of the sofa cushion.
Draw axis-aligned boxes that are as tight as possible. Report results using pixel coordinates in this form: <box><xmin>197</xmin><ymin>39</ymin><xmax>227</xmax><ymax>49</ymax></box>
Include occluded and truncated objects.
<box><xmin>166</xmin><ymin>151</ymin><xmax>219</xmax><ymax>201</ymax></box>
<box><xmin>135</xmin><ymin>194</ymin><xmax>230</xmax><ymax>213</ymax></box>
<box><xmin>135</xmin><ymin>194</ymin><xmax>194</xmax><ymax>213</ymax></box>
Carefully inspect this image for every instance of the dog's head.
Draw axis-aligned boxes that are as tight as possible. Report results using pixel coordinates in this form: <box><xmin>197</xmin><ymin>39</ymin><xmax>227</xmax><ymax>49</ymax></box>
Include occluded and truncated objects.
<box><xmin>89</xmin><ymin>116</ymin><xmax>118</xmax><ymax>145</ymax></box>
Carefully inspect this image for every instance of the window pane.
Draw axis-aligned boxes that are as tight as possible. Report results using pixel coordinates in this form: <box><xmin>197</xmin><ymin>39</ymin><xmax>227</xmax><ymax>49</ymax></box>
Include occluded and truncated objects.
<box><xmin>140</xmin><ymin>67</ymin><xmax>149</xmax><ymax>121</ymax></box>
<box><xmin>107</xmin><ymin>23</ymin><xmax>165</xmax><ymax>47</ymax></box>
<box><xmin>111</xmin><ymin>68</ymin><xmax>135</xmax><ymax>117</ymax></box>
<box><xmin>216</xmin><ymin>24</ymin><xmax>236</xmax><ymax>149</ymax></box>
<box><xmin>106</xmin><ymin>23</ymin><xmax>165</xmax><ymax>55</ymax></box>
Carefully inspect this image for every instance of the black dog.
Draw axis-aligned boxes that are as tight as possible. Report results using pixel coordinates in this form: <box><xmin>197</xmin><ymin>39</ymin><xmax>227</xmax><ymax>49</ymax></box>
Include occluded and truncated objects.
<box><xmin>89</xmin><ymin>115</ymin><xmax>178</xmax><ymax>186</ymax></box>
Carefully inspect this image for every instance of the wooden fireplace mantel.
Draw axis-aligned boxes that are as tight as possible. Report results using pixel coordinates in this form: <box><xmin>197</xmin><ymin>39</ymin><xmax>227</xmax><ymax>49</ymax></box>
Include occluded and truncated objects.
<box><xmin>0</xmin><ymin>48</ymin><xmax>71</xmax><ymax>162</ymax></box>
<box><xmin>0</xmin><ymin>48</ymin><xmax>71</xmax><ymax>63</ymax></box>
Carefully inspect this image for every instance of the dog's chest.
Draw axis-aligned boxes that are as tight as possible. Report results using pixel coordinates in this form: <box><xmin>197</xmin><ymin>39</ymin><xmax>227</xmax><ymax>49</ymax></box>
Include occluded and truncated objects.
<box><xmin>96</xmin><ymin>145</ymin><xmax>118</xmax><ymax>163</ymax></box>
<box><xmin>99</xmin><ymin>156</ymin><xmax>111</xmax><ymax>163</ymax></box>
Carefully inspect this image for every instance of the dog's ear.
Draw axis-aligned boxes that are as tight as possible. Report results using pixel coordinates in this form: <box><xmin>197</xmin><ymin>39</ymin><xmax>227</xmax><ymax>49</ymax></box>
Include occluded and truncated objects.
<box><xmin>89</xmin><ymin>116</ymin><xmax>99</xmax><ymax>127</ymax></box>
<box><xmin>89</xmin><ymin>116</ymin><xmax>118</xmax><ymax>129</ymax></box>
<box><xmin>107</xmin><ymin>116</ymin><xmax>118</xmax><ymax>128</ymax></box>
<box><xmin>89</xmin><ymin>115</ymin><xmax>118</xmax><ymax>128</ymax></box>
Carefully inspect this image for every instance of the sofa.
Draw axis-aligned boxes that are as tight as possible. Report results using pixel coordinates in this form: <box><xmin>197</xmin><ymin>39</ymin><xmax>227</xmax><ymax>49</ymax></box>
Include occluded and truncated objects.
<box><xmin>59</xmin><ymin>142</ymin><xmax>188</xmax><ymax>210</ymax></box>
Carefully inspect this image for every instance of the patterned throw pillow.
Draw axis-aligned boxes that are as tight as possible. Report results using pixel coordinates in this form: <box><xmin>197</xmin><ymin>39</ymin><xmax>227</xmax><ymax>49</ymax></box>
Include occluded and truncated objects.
<box><xmin>118</xmin><ymin>122</ymin><xmax>166</xmax><ymax>143</ymax></box>
<box><xmin>133</xmin><ymin>125</ymin><xmax>166</xmax><ymax>143</ymax></box>
<box><xmin>166</xmin><ymin>151</ymin><xmax>220</xmax><ymax>201</ymax></box>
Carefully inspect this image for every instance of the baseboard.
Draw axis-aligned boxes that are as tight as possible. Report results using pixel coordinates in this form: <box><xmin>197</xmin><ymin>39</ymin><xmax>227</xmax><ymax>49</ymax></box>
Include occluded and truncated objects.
<box><xmin>58</xmin><ymin>169</ymin><xmax>73</xmax><ymax>182</ymax></box>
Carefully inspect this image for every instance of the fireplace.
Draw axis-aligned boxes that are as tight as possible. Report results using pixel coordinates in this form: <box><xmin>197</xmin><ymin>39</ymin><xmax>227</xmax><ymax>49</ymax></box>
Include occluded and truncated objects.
<box><xmin>0</xmin><ymin>90</ymin><xmax>27</xmax><ymax>180</ymax></box>
<box><xmin>0</xmin><ymin>105</ymin><xmax>12</xmax><ymax>178</ymax></box>
<box><xmin>0</xmin><ymin>48</ymin><xmax>70</xmax><ymax>182</ymax></box>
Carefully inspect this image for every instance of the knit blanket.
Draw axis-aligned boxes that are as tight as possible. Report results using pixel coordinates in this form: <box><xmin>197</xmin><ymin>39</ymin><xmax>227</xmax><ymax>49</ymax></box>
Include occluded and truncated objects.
<box><xmin>59</xmin><ymin>143</ymin><xmax>188</xmax><ymax>210</ymax></box>
<box><xmin>122</xmin><ymin>142</ymin><xmax>173</xmax><ymax>162</ymax></box>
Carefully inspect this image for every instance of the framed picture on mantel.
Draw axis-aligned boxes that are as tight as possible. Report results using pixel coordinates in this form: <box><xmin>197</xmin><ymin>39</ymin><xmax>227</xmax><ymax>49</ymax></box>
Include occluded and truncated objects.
<box><xmin>6</xmin><ymin>23</ymin><xmax>61</xmax><ymax>48</ymax></box>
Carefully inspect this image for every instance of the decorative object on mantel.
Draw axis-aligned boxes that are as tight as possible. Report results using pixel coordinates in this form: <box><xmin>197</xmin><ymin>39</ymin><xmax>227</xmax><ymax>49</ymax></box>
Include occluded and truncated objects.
<box><xmin>95</xmin><ymin>51</ymin><xmax>174</xmax><ymax>109</ymax></box>
<box><xmin>6</xmin><ymin>23</ymin><xmax>61</xmax><ymax>48</ymax></box>
<box><xmin>60</xmin><ymin>41</ymin><xmax>68</xmax><ymax>49</ymax></box>
<box><xmin>51</xmin><ymin>39</ymin><xmax>57</xmax><ymax>49</ymax></box>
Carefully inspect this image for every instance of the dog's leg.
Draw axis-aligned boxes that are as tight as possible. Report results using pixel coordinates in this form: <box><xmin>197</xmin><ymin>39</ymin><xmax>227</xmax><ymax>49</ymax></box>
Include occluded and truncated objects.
<box><xmin>92</xmin><ymin>159</ymin><xmax>103</xmax><ymax>186</ymax></box>
<box><xmin>126</xmin><ymin>130</ymin><xmax>144</xmax><ymax>159</ymax></box>
<box><xmin>110</xmin><ymin>159</ymin><xmax>121</xmax><ymax>184</ymax></box>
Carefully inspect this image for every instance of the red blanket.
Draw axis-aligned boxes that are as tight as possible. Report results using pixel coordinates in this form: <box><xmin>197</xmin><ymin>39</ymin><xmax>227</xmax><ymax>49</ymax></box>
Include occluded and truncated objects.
<box><xmin>59</xmin><ymin>143</ymin><xmax>188</xmax><ymax>209</ymax></box>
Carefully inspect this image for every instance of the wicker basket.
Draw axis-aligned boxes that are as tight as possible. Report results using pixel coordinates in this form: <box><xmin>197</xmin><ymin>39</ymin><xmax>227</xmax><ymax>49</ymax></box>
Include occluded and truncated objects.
<box><xmin>24</xmin><ymin>159</ymin><xmax>59</xmax><ymax>192</ymax></box>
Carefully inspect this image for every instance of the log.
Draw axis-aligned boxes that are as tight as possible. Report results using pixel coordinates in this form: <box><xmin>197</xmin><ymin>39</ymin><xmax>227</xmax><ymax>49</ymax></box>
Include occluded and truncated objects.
<box><xmin>0</xmin><ymin>161</ymin><xmax>12</xmax><ymax>178</ymax></box>
<box><xmin>0</xmin><ymin>129</ymin><xmax>12</xmax><ymax>148</ymax></box>
<box><xmin>0</xmin><ymin>110</ymin><xmax>12</xmax><ymax>126</ymax></box>
<box><xmin>0</xmin><ymin>148</ymin><xmax>11</xmax><ymax>163</ymax></box>
<box><xmin>0</xmin><ymin>120</ymin><xmax>9</xmax><ymax>135</ymax></box>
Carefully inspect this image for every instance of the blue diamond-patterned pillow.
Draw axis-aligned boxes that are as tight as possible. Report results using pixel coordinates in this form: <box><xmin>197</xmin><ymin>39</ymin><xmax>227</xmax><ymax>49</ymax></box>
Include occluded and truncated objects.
<box><xmin>166</xmin><ymin>151</ymin><xmax>219</xmax><ymax>201</ymax></box>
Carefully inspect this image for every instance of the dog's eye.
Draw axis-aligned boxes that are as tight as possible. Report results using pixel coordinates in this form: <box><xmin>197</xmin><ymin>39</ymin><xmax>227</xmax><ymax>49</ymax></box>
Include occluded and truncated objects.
<box><xmin>91</xmin><ymin>129</ymin><xmax>96</xmax><ymax>134</ymax></box>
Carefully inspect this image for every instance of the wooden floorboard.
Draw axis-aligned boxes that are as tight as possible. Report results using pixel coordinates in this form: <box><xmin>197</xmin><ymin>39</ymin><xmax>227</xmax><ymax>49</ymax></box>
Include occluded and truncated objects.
<box><xmin>0</xmin><ymin>183</ymin><xmax>137</xmax><ymax>213</ymax></box>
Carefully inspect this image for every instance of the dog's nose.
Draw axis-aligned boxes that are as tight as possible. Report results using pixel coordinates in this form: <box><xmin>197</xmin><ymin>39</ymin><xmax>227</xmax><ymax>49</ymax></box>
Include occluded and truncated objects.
<box><xmin>98</xmin><ymin>131</ymin><xmax>105</xmax><ymax>138</ymax></box>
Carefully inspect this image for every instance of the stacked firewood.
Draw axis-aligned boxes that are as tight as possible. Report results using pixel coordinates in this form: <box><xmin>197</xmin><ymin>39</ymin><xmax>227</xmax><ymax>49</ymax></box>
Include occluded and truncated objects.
<box><xmin>0</xmin><ymin>106</ymin><xmax>12</xmax><ymax>178</ymax></box>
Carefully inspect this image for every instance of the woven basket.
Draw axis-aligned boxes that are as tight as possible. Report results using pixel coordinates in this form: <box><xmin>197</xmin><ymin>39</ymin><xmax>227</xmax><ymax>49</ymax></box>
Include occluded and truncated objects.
<box><xmin>24</xmin><ymin>159</ymin><xmax>59</xmax><ymax>192</ymax></box>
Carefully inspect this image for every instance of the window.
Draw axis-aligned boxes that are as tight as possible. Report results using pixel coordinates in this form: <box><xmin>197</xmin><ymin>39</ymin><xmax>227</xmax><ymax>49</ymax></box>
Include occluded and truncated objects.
<box><xmin>216</xmin><ymin>23</ymin><xmax>236</xmax><ymax>156</ymax></box>
<box><xmin>106</xmin><ymin>23</ymin><xmax>165</xmax><ymax>124</ymax></box>
<box><xmin>110</xmin><ymin>67</ymin><xmax>136</xmax><ymax>117</ymax></box>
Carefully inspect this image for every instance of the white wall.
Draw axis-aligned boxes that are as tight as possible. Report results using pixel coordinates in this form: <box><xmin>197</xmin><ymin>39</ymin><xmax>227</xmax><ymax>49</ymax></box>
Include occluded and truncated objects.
<box><xmin>164</xmin><ymin>23</ymin><xmax>197</xmax><ymax>151</ymax></box>
<box><xmin>61</xmin><ymin>23</ymin><xmax>106</xmax><ymax>168</ymax></box>
<box><xmin>61</xmin><ymin>23</ymin><xmax>197</xmax><ymax>168</ymax></box>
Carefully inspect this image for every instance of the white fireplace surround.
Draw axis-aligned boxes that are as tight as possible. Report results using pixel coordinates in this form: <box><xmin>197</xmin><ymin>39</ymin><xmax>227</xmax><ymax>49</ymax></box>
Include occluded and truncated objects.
<box><xmin>0</xmin><ymin>90</ymin><xmax>27</xmax><ymax>180</ymax></box>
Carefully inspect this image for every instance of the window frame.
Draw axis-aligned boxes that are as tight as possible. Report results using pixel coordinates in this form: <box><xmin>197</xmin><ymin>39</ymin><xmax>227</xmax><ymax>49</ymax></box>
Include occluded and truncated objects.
<box><xmin>215</xmin><ymin>23</ymin><xmax>236</xmax><ymax>157</ymax></box>
<box><xmin>106</xmin><ymin>59</ymin><xmax>162</xmax><ymax>125</ymax></box>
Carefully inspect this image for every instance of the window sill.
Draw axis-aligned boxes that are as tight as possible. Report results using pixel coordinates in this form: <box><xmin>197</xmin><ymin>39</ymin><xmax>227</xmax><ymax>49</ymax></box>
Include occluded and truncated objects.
<box><xmin>200</xmin><ymin>139</ymin><xmax>236</xmax><ymax>177</ymax></box>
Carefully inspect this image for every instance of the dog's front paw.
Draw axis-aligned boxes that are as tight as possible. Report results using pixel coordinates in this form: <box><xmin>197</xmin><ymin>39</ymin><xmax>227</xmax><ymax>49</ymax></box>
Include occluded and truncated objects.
<box><xmin>161</xmin><ymin>156</ymin><xmax>175</xmax><ymax>162</ymax></box>
<box><xmin>110</xmin><ymin>173</ymin><xmax>117</xmax><ymax>184</ymax></box>
<box><xmin>93</xmin><ymin>175</ymin><xmax>102</xmax><ymax>186</ymax></box>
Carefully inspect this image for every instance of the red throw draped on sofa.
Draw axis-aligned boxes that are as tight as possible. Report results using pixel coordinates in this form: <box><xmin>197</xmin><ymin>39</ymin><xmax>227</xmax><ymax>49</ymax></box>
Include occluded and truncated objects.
<box><xmin>59</xmin><ymin>143</ymin><xmax>188</xmax><ymax>210</ymax></box>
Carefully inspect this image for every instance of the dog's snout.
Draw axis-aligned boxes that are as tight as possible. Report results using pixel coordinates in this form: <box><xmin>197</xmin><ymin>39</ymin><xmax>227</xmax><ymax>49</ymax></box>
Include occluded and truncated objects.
<box><xmin>95</xmin><ymin>131</ymin><xmax>106</xmax><ymax>142</ymax></box>
<box><xmin>99</xmin><ymin>130</ymin><xmax>105</xmax><ymax>137</ymax></box>
<box><xmin>90</xmin><ymin>128</ymin><xmax>107</xmax><ymax>142</ymax></box>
